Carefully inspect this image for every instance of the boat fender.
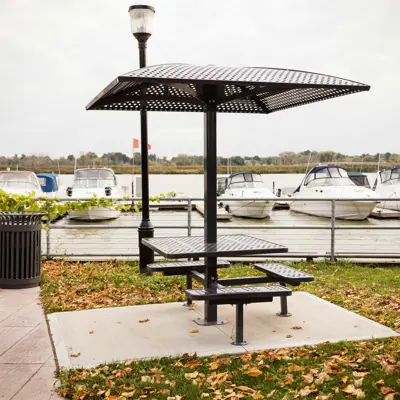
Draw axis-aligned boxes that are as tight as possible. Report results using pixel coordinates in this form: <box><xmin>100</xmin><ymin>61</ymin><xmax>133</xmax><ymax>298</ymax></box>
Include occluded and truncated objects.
<box><xmin>66</xmin><ymin>187</ymin><xmax>73</xmax><ymax>197</ymax></box>
<box><xmin>225</xmin><ymin>204</ymin><xmax>230</xmax><ymax>213</ymax></box>
<box><xmin>105</xmin><ymin>187</ymin><xmax>112</xmax><ymax>196</ymax></box>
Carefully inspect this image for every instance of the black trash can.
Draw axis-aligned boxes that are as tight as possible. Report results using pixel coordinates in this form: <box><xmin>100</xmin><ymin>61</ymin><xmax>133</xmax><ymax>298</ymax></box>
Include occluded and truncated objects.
<box><xmin>0</xmin><ymin>212</ymin><xmax>44</xmax><ymax>289</ymax></box>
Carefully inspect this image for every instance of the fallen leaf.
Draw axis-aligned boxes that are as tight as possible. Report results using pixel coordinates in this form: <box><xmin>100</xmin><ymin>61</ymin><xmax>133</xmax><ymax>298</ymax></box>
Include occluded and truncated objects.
<box><xmin>254</xmin><ymin>393</ymin><xmax>264</xmax><ymax>399</ymax></box>
<box><xmin>71</xmin><ymin>352</ymin><xmax>80</xmax><ymax>357</ymax></box>
<box><xmin>209</xmin><ymin>362</ymin><xmax>219</xmax><ymax>370</ymax></box>
<box><xmin>354</xmin><ymin>378</ymin><xmax>364</xmax><ymax>388</ymax></box>
<box><xmin>286</xmin><ymin>334</ymin><xmax>293</xmax><ymax>338</ymax></box>
<box><xmin>189</xmin><ymin>329</ymin><xmax>199</xmax><ymax>334</ymax></box>
<box><xmin>343</xmin><ymin>384</ymin><xmax>366</xmax><ymax>399</ymax></box>
<box><xmin>89</xmin><ymin>330</ymin><xmax>95</xmax><ymax>334</ymax></box>
<box><xmin>104</xmin><ymin>389</ymin><xmax>111</xmax><ymax>398</ymax></box>
<box><xmin>315</xmin><ymin>395</ymin><xmax>333</xmax><ymax>400</ymax></box>
<box><xmin>291</xmin><ymin>326</ymin><xmax>303</xmax><ymax>330</ymax></box>
<box><xmin>139</xmin><ymin>319</ymin><xmax>149</xmax><ymax>323</ymax></box>
<box><xmin>236</xmin><ymin>385</ymin><xmax>255</xmax><ymax>393</ymax></box>
<box><xmin>124</xmin><ymin>360</ymin><xmax>134</xmax><ymax>366</ymax></box>
<box><xmin>353</xmin><ymin>371</ymin><xmax>368</xmax><ymax>378</ymax></box>
<box><xmin>299</xmin><ymin>386</ymin><xmax>315</xmax><ymax>397</ymax></box>
<box><xmin>244</xmin><ymin>367</ymin><xmax>263</xmax><ymax>377</ymax></box>
<box><xmin>384</xmin><ymin>393</ymin><xmax>399</xmax><ymax>400</ymax></box>
<box><xmin>141</xmin><ymin>376</ymin><xmax>152</xmax><ymax>382</ymax></box>
<box><xmin>302</xmin><ymin>373</ymin><xmax>314</xmax><ymax>384</ymax></box>
<box><xmin>375</xmin><ymin>379</ymin><xmax>385</xmax><ymax>386</ymax></box>
<box><xmin>121</xmin><ymin>391</ymin><xmax>135</xmax><ymax>398</ymax></box>
<box><xmin>184</xmin><ymin>371</ymin><xmax>199</xmax><ymax>380</ymax></box>
<box><xmin>266</xmin><ymin>390</ymin><xmax>276</xmax><ymax>398</ymax></box>
<box><xmin>381</xmin><ymin>387</ymin><xmax>395</xmax><ymax>395</ymax></box>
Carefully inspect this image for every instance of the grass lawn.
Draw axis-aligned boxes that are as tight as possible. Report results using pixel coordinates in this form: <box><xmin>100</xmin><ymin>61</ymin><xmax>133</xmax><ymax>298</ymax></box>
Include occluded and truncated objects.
<box><xmin>40</xmin><ymin>260</ymin><xmax>400</xmax><ymax>399</ymax></box>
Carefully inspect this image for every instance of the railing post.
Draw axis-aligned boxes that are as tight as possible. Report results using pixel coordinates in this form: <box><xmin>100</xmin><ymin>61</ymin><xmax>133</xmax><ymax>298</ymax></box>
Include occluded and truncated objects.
<box><xmin>187</xmin><ymin>199</ymin><xmax>192</xmax><ymax>237</ymax></box>
<box><xmin>330</xmin><ymin>200</ymin><xmax>335</xmax><ymax>264</ymax></box>
<box><xmin>46</xmin><ymin>204</ymin><xmax>51</xmax><ymax>259</ymax></box>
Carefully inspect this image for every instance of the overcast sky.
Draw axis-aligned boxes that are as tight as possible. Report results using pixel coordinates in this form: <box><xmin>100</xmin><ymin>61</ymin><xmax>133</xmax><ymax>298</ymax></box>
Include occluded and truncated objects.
<box><xmin>1</xmin><ymin>0</ymin><xmax>399</xmax><ymax>158</ymax></box>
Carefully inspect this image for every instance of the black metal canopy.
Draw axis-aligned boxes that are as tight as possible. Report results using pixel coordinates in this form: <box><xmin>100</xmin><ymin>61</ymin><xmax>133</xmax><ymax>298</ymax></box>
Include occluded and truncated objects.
<box><xmin>86</xmin><ymin>63</ymin><xmax>369</xmax><ymax>114</ymax></box>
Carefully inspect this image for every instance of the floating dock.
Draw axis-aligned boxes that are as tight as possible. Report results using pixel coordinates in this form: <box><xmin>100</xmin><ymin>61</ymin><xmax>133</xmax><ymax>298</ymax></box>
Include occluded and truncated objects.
<box><xmin>370</xmin><ymin>207</ymin><xmax>400</xmax><ymax>219</ymax></box>
<box><xmin>193</xmin><ymin>202</ymin><xmax>232</xmax><ymax>221</ymax></box>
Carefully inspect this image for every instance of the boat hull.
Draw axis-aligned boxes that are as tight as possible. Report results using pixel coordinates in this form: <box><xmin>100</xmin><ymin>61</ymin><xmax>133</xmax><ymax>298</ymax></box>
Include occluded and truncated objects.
<box><xmin>228</xmin><ymin>201</ymin><xmax>274</xmax><ymax>219</ymax></box>
<box><xmin>290</xmin><ymin>200</ymin><xmax>377</xmax><ymax>220</ymax></box>
<box><xmin>68</xmin><ymin>207</ymin><xmax>121</xmax><ymax>221</ymax></box>
<box><xmin>376</xmin><ymin>200</ymin><xmax>400</xmax><ymax>212</ymax></box>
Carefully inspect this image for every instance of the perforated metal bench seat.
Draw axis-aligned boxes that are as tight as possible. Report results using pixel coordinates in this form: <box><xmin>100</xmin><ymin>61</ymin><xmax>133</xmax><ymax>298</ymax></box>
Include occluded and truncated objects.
<box><xmin>147</xmin><ymin>260</ymin><xmax>230</xmax><ymax>275</ymax></box>
<box><xmin>254</xmin><ymin>263</ymin><xmax>314</xmax><ymax>286</ymax></box>
<box><xmin>187</xmin><ymin>285</ymin><xmax>291</xmax><ymax>303</ymax></box>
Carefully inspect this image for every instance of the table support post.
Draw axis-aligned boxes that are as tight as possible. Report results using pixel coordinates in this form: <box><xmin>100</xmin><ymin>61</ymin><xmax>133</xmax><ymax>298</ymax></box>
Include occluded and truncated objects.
<box><xmin>203</xmin><ymin>96</ymin><xmax>219</xmax><ymax>324</ymax></box>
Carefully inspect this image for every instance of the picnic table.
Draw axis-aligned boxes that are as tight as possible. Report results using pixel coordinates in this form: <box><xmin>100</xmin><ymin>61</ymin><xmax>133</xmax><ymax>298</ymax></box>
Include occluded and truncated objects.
<box><xmin>143</xmin><ymin>234</ymin><xmax>314</xmax><ymax>344</ymax></box>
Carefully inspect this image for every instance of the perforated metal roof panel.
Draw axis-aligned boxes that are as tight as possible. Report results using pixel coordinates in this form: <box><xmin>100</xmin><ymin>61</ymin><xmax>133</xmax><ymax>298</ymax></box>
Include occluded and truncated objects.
<box><xmin>87</xmin><ymin>63</ymin><xmax>370</xmax><ymax>114</ymax></box>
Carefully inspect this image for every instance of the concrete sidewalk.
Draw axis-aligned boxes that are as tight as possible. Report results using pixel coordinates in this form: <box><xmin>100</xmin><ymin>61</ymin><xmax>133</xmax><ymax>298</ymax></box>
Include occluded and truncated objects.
<box><xmin>0</xmin><ymin>287</ymin><xmax>62</xmax><ymax>400</ymax></box>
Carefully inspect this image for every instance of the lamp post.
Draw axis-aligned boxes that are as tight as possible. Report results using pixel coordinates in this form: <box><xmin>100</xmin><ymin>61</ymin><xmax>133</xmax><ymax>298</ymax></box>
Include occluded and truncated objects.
<box><xmin>129</xmin><ymin>5</ymin><xmax>155</xmax><ymax>273</ymax></box>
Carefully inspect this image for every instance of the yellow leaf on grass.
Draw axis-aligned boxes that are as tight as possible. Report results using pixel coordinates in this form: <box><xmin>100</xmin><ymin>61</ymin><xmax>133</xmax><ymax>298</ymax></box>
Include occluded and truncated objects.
<box><xmin>139</xmin><ymin>319</ymin><xmax>149</xmax><ymax>323</ymax></box>
<box><xmin>266</xmin><ymin>390</ymin><xmax>276</xmax><ymax>399</ymax></box>
<box><xmin>236</xmin><ymin>385</ymin><xmax>255</xmax><ymax>393</ymax></box>
<box><xmin>343</xmin><ymin>384</ymin><xmax>366</xmax><ymax>399</ymax></box>
<box><xmin>381</xmin><ymin>387</ymin><xmax>395</xmax><ymax>395</ymax></box>
<box><xmin>104</xmin><ymin>389</ymin><xmax>111</xmax><ymax>398</ymax></box>
<box><xmin>184</xmin><ymin>371</ymin><xmax>199</xmax><ymax>380</ymax></box>
<box><xmin>209</xmin><ymin>362</ymin><xmax>219</xmax><ymax>370</ymax></box>
<box><xmin>384</xmin><ymin>393</ymin><xmax>399</xmax><ymax>400</ymax></box>
<box><xmin>121</xmin><ymin>391</ymin><xmax>135</xmax><ymax>398</ymax></box>
<box><xmin>354</xmin><ymin>378</ymin><xmax>364</xmax><ymax>388</ymax></box>
<box><xmin>71</xmin><ymin>352</ymin><xmax>80</xmax><ymax>357</ymax></box>
<box><xmin>189</xmin><ymin>329</ymin><xmax>199</xmax><ymax>333</ymax></box>
<box><xmin>302</xmin><ymin>373</ymin><xmax>314</xmax><ymax>384</ymax></box>
<box><xmin>245</xmin><ymin>367</ymin><xmax>263</xmax><ymax>377</ymax></box>
<box><xmin>299</xmin><ymin>387</ymin><xmax>315</xmax><ymax>397</ymax></box>
<box><xmin>254</xmin><ymin>393</ymin><xmax>264</xmax><ymax>399</ymax></box>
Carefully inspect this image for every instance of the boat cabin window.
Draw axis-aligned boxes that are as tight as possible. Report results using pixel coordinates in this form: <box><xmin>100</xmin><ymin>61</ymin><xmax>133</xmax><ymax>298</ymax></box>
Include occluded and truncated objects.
<box><xmin>0</xmin><ymin>172</ymin><xmax>40</xmax><ymax>190</ymax></box>
<box><xmin>380</xmin><ymin>168</ymin><xmax>400</xmax><ymax>184</ymax></box>
<box><xmin>73</xmin><ymin>170</ymin><xmax>116</xmax><ymax>188</ymax></box>
<box><xmin>227</xmin><ymin>173</ymin><xmax>264</xmax><ymax>189</ymax></box>
<box><xmin>216</xmin><ymin>177</ymin><xmax>228</xmax><ymax>195</ymax></box>
<box><xmin>304</xmin><ymin>167</ymin><xmax>355</xmax><ymax>188</ymax></box>
<box><xmin>38</xmin><ymin>177</ymin><xmax>46</xmax><ymax>186</ymax></box>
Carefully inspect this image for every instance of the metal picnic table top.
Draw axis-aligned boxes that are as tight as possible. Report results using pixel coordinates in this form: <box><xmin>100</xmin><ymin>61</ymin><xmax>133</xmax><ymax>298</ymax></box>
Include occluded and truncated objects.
<box><xmin>142</xmin><ymin>234</ymin><xmax>288</xmax><ymax>259</ymax></box>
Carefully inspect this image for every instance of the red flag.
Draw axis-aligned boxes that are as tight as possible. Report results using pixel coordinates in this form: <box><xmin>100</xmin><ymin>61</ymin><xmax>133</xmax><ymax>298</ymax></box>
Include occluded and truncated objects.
<box><xmin>148</xmin><ymin>143</ymin><xmax>152</xmax><ymax>150</ymax></box>
<box><xmin>133</xmin><ymin>138</ymin><xmax>139</xmax><ymax>149</ymax></box>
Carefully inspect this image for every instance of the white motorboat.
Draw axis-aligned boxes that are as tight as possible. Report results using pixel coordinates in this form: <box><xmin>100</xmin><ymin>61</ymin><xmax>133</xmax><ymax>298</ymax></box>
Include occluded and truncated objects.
<box><xmin>0</xmin><ymin>171</ymin><xmax>43</xmax><ymax>197</ymax></box>
<box><xmin>67</xmin><ymin>168</ymin><xmax>123</xmax><ymax>221</ymax></box>
<box><xmin>372</xmin><ymin>167</ymin><xmax>400</xmax><ymax>211</ymax></box>
<box><xmin>290</xmin><ymin>165</ymin><xmax>378</xmax><ymax>220</ymax></box>
<box><xmin>218</xmin><ymin>172</ymin><xmax>275</xmax><ymax>219</ymax></box>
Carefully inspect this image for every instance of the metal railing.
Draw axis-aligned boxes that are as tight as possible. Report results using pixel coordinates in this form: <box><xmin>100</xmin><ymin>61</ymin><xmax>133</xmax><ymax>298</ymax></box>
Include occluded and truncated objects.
<box><xmin>43</xmin><ymin>197</ymin><xmax>400</xmax><ymax>262</ymax></box>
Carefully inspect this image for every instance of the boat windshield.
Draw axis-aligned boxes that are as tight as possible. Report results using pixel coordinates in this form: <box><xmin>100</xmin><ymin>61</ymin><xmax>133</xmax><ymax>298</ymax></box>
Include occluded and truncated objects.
<box><xmin>380</xmin><ymin>168</ymin><xmax>400</xmax><ymax>184</ymax></box>
<box><xmin>0</xmin><ymin>172</ymin><xmax>40</xmax><ymax>190</ymax></box>
<box><xmin>304</xmin><ymin>167</ymin><xmax>355</xmax><ymax>188</ymax></box>
<box><xmin>228</xmin><ymin>173</ymin><xmax>265</xmax><ymax>189</ymax></box>
<box><xmin>73</xmin><ymin>169</ymin><xmax>116</xmax><ymax>189</ymax></box>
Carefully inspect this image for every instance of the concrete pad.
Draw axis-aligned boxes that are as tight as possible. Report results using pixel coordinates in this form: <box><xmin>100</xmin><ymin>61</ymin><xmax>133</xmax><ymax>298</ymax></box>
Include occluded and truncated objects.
<box><xmin>49</xmin><ymin>293</ymin><xmax>399</xmax><ymax>369</ymax></box>
<box><xmin>0</xmin><ymin>326</ymin><xmax>34</xmax><ymax>357</ymax></box>
<box><xmin>49</xmin><ymin>302</ymin><xmax>246</xmax><ymax>368</ymax></box>
<box><xmin>0</xmin><ymin>364</ymin><xmax>41</xmax><ymax>400</ymax></box>
<box><xmin>12</xmin><ymin>366</ymin><xmax>60</xmax><ymax>400</ymax></box>
<box><xmin>0</xmin><ymin>323</ymin><xmax>53</xmax><ymax>364</ymax></box>
<box><xmin>0</xmin><ymin>301</ymin><xmax>44</xmax><ymax>327</ymax></box>
<box><xmin>196</xmin><ymin>292</ymin><xmax>399</xmax><ymax>352</ymax></box>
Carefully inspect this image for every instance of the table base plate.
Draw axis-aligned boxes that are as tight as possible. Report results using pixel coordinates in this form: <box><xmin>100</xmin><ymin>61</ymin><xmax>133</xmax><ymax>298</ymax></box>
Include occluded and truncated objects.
<box><xmin>194</xmin><ymin>317</ymin><xmax>228</xmax><ymax>326</ymax></box>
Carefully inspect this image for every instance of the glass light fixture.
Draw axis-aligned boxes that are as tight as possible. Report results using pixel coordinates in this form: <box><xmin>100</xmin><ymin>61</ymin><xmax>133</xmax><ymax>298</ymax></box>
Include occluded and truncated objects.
<box><xmin>128</xmin><ymin>5</ymin><xmax>155</xmax><ymax>36</ymax></box>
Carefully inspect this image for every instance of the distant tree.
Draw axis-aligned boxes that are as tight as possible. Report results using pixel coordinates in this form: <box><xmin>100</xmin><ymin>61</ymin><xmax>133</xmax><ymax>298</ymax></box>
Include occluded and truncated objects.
<box><xmin>319</xmin><ymin>151</ymin><xmax>336</xmax><ymax>163</ymax></box>
<box><xmin>67</xmin><ymin>154</ymin><xmax>75</xmax><ymax>161</ymax></box>
<box><xmin>384</xmin><ymin>152</ymin><xmax>391</xmax><ymax>162</ymax></box>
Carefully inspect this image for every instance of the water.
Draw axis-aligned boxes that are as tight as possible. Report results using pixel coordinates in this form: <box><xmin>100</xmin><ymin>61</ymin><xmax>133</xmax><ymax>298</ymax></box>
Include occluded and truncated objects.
<box><xmin>49</xmin><ymin>172</ymin><xmax>399</xmax><ymax>258</ymax></box>
<box><xmin>58</xmin><ymin>173</ymin><xmax>378</xmax><ymax>197</ymax></box>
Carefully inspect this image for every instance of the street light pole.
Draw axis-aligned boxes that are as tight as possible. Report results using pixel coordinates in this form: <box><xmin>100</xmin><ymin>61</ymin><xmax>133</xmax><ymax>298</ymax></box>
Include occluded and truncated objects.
<box><xmin>129</xmin><ymin>5</ymin><xmax>155</xmax><ymax>273</ymax></box>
